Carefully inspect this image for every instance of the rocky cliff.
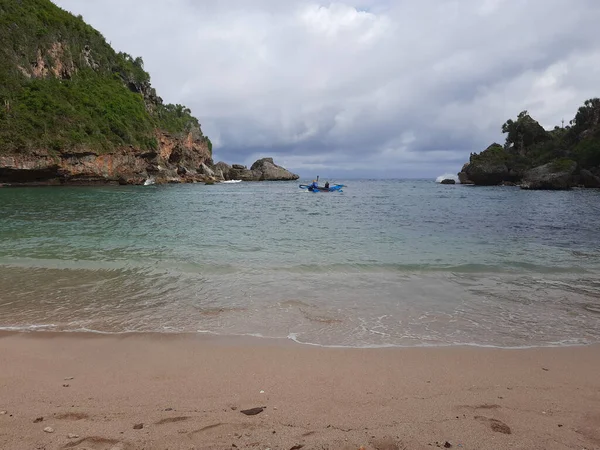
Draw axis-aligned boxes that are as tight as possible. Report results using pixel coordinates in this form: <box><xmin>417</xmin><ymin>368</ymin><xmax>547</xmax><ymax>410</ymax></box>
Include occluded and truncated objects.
<box><xmin>0</xmin><ymin>130</ymin><xmax>214</xmax><ymax>185</ymax></box>
<box><xmin>0</xmin><ymin>0</ymin><xmax>295</xmax><ymax>185</ymax></box>
<box><xmin>458</xmin><ymin>99</ymin><xmax>600</xmax><ymax>189</ymax></box>
<box><xmin>213</xmin><ymin>158</ymin><xmax>299</xmax><ymax>182</ymax></box>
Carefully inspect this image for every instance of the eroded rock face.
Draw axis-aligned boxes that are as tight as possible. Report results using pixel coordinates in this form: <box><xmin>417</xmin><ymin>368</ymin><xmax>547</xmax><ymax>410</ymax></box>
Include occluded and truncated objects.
<box><xmin>464</xmin><ymin>161</ymin><xmax>511</xmax><ymax>185</ymax></box>
<box><xmin>0</xmin><ymin>148</ymin><xmax>299</xmax><ymax>185</ymax></box>
<box><xmin>28</xmin><ymin>42</ymin><xmax>77</xmax><ymax>80</ymax></box>
<box><xmin>458</xmin><ymin>163</ymin><xmax>474</xmax><ymax>184</ymax></box>
<box><xmin>0</xmin><ymin>132</ymin><xmax>214</xmax><ymax>185</ymax></box>
<box><xmin>520</xmin><ymin>160</ymin><xmax>577</xmax><ymax>190</ymax></box>
<box><xmin>250</xmin><ymin>158</ymin><xmax>299</xmax><ymax>181</ymax></box>
<box><xmin>580</xmin><ymin>169</ymin><xmax>600</xmax><ymax>188</ymax></box>
<box><xmin>213</xmin><ymin>162</ymin><xmax>231</xmax><ymax>180</ymax></box>
<box><xmin>213</xmin><ymin>158</ymin><xmax>299</xmax><ymax>181</ymax></box>
<box><xmin>228</xmin><ymin>165</ymin><xmax>259</xmax><ymax>181</ymax></box>
<box><xmin>459</xmin><ymin>144</ymin><xmax>524</xmax><ymax>186</ymax></box>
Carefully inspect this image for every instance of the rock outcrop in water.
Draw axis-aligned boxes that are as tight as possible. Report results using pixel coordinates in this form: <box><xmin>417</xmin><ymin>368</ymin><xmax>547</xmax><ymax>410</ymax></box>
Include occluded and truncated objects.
<box><xmin>458</xmin><ymin>99</ymin><xmax>600</xmax><ymax>189</ymax></box>
<box><xmin>459</xmin><ymin>143</ymin><xmax>525</xmax><ymax>186</ymax></box>
<box><xmin>520</xmin><ymin>160</ymin><xmax>577</xmax><ymax>190</ymax></box>
<box><xmin>0</xmin><ymin>0</ymin><xmax>295</xmax><ymax>185</ymax></box>
<box><xmin>199</xmin><ymin>159</ymin><xmax>299</xmax><ymax>182</ymax></box>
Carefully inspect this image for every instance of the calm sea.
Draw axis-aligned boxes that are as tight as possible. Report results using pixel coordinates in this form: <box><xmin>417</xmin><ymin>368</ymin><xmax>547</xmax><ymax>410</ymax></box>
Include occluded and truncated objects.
<box><xmin>1</xmin><ymin>180</ymin><xmax>599</xmax><ymax>347</ymax></box>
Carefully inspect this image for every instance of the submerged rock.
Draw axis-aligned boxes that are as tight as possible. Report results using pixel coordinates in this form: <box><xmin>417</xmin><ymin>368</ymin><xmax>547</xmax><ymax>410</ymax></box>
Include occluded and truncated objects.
<box><xmin>440</xmin><ymin>179</ymin><xmax>456</xmax><ymax>184</ymax></box>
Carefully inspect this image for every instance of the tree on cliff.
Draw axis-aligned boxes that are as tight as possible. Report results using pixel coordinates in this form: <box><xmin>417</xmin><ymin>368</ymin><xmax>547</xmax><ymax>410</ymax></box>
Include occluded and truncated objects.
<box><xmin>571</xmin><ymin>98</ymin><xmax>600</xmax><ymax>137</ymax></box>
<box><xmin>459</xmin><ymin>98</ymin><xmax>600</xmax><ymax>188</ymax></box>
<box><xmin>501</xmin><ymin>111</ymin><xmax>549</xmax><ymax>155</ymax></box>
<box><xmin>0</xmin><ymin>0</ymin><xmax>211</xmax><ymax>155</ymax></box>
<box><xmin>569</xmin><ymin>98</ymin><xmax>600</xmax><ymax>168</ymax></box>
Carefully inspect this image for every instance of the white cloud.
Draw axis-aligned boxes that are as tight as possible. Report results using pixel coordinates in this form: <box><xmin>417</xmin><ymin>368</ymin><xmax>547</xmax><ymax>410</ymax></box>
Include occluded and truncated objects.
<box><xmin>53</xmin><ymin>0</ymin><xmax>600</xmax><ymax>177</ymax></box>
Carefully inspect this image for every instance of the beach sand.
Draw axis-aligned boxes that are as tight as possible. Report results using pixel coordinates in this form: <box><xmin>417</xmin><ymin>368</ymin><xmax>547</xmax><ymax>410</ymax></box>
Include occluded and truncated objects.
<box><xmin>0</xmin><ymin>333</ymin><xmax>599</xmax><ymax>450</ymax></box>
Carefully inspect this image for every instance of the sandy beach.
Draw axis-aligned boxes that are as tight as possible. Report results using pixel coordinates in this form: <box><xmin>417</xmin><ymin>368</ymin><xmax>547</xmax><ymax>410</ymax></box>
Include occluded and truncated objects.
<box><xmin>0</xmin><ymin>333</ymin><xmax>599</xmax><ymax>450</ymax></box>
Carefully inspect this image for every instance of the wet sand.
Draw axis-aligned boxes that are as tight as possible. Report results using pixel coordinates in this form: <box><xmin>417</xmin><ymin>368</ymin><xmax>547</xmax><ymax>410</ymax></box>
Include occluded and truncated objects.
<box><xmin>0</xmin><ymin>332</ymin><xmax>599</xmax><ymax>450</ymax></box>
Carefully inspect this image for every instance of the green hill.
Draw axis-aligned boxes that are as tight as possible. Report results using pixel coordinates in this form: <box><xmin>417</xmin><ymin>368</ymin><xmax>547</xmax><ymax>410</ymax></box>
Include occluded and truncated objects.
<box><xmin>0</xmin><ymin>0</ymin><xmax>211</xmax><ymax>156</ymax></box>
<box><xmin>459</xmin><ymin>98</ymin><xmax>600</xmax><ymax>189</ymax></box>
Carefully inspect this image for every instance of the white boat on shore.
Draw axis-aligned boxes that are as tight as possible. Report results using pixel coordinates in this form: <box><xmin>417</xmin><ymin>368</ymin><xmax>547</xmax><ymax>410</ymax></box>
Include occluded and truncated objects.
<box><xmin>221</xmin><ymin>180</ymin><xmax>242</xmax><ymax>183</ymax></box>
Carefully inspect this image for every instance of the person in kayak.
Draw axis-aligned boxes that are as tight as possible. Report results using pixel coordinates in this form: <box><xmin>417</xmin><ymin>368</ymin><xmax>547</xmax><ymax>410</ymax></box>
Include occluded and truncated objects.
<box><xmin>311</xmin><ymin>180</ymin><xmax>319</xmax><ymax>189</ymax></box>
<box><xmin>324</xmin><ymin>181</ymin><xmax>330</xmax><ymax>189</ymax></box>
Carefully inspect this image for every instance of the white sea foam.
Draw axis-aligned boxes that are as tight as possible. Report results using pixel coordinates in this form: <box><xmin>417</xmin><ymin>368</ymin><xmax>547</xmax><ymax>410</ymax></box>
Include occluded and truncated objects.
<box><xmin>436</xmin><ymin>173</ymin><xmax>458</xmax><ymax>183</ymax></box>
<box><xmin>0</xmin><ymin>324</ymin><xmax>57</xmax><ymax>331</ymax></box>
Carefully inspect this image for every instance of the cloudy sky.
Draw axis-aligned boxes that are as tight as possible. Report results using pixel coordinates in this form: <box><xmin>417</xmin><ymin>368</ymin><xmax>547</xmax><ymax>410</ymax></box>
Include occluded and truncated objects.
<box><xmin>54</xmin><ymin>0</ymin><xmax>600</xmax><ymax>179</ymax></box>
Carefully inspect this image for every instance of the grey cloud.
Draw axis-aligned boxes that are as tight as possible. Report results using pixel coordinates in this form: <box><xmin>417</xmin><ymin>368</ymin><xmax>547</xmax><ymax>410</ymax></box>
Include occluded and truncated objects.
<box><xmin>54</xmin><ymin>0</ymin><xmax>600</xmax><ymax>178</ymax></box>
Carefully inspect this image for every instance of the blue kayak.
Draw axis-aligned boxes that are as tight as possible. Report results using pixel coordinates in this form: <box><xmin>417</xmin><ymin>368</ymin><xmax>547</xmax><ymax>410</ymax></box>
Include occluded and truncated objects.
<box><xmin>299</xmin><ymin>184</ymin><xmax>345</xmax><ymax>192</ymax></box>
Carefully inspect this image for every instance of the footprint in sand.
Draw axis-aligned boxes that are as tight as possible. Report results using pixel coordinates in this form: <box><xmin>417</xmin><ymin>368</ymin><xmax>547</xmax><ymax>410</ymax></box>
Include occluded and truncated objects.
<box><xmin>370</xmin><ymin>436</ymin><xmax>409</xmax><ymax>450</ymax></box>
<box><xmin>475</xmin><ymin>416</ymin><xmax>512</xmax><ymax>434</ymax></box>
<box><xmin>55</xmin><ymin>412</ymin><xmax>90</xmax><ymax>421</ymax></box>
<box><xmin>576</xmin><ymin>412</ymin><xmax>600</xmax><ymax>447</ymax></box>
<box><xmin>187</xmin><ymin>422</ymin><xmax>256</xmax><ymax>447</ymax></box>
<box><xmin>154</xmin><ymin>416</ymin><xmax>189</xmax><ymax>425</ymax></box>
<box><xmin>457</xmin><ymin>403</ymin><xmax>501</xmax><ymax>410</ymax></box>
<box><xmin>62</xmin><ymin>436</ymin><xmax>131</xmax><ymax>449</ymax></box>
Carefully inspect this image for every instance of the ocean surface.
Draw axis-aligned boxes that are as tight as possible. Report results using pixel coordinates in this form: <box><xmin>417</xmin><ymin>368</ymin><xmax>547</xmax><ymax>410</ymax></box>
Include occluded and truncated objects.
<box><xmin>1</xmin><ymin>180</ymin><xmax>600</xmax><ymax>348</ymax></box>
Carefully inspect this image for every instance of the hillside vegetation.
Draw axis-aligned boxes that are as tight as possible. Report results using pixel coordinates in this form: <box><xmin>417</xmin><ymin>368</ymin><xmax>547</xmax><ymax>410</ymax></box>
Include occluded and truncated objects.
<box><xmin>0</xmin><ymin>0</ymin><xmax>211</xmax><ymax>154</ymax></box>
<box><xmin>459</xmin><ymin>98</ymin><xmax>600</xmax><ymax>188</ymax></box>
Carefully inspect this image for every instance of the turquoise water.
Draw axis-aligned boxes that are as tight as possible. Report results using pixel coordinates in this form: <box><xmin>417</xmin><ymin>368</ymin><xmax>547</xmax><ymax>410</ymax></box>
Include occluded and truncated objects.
<box><xmin>1</xmin><ymin>180</ymin><xmax>600</xmax><ymax>347</ymax></box>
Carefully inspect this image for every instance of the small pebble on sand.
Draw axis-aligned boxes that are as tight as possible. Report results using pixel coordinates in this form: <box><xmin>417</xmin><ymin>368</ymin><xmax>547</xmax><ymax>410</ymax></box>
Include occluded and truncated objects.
<box><xmin>43</xmin><ymin>427</ymin><xmax>54</xmax><ymax>433</ymax></box>
<box><xmin>133</xmin><ymin>423</ymin><xmax>144</xmax><ymax>430</ymax></box>
<box><xmin>67</xmin><ymin>433</ymin><xmax>79</xmax><ymax>439</ymax></box>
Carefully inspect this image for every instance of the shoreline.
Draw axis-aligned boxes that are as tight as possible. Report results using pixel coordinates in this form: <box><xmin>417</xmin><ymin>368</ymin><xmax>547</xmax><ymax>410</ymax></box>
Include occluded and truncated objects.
<box><xmin>1</xmin><ymin>332</ymin><xmax>599</xmax><ymax>449</ymax></box>
<box><xmin>1</xmin><ymin>329</ymin><xmax>597</xmax><ymax>351</ymax></box>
